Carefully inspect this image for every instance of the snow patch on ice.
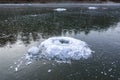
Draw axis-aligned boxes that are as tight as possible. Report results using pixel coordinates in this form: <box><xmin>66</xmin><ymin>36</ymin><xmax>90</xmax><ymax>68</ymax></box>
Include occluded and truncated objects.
<box><xmin>54</xmin><ymin>8</ymin><xmax>67</xmax><ymax>12</ymax></box>
<box><xmin>30</xmin><ymin>14</ymin><xmax>38</xmax><ymax>17</ymax></box>
<box><xmin>88</xmin><ymin>7</ymin><xmax>98</xmax><ymax>10</ymax></box>
<box><xmin>48</xmin><ymin>69</ymin><xmax>52</xmax><ymax>72</ymax></box>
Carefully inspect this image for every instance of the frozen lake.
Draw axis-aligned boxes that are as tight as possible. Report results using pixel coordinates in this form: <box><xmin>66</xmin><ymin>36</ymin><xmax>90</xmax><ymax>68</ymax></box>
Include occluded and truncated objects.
<box><xmin>0</xmin><ymin>4</ymin><xmax>120</xmax><ymax>80</ymax></box>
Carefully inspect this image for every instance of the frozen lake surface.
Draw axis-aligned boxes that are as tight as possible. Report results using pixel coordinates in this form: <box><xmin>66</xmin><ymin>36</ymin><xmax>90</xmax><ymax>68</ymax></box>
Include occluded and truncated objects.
<box><xmin>0</xmin><ymin>4</ymin><xmax>120</xmax><ymax>80</ymax></box>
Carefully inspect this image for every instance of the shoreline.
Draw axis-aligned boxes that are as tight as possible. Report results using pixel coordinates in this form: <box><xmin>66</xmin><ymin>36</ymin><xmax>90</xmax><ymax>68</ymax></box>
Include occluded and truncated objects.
<box><xmin>0</xmin><ymin>3</ymin><xmax>120</xmax><ymax>7</ymax></box>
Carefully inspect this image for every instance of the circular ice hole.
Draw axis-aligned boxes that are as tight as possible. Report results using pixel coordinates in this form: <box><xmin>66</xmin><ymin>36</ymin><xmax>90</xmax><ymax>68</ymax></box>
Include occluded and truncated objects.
<box><xmin>59</xmin><ymin>39</ymin><xmax>69</xmax><ymax>44</ymax></box>
<box><xmin>52</xmin><ymin>39</ymin><xmax>70</xmax><ymax>45</ymax></box>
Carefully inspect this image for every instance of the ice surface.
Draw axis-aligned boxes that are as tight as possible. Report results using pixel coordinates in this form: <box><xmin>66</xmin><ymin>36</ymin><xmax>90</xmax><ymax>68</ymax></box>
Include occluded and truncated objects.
<box><xmin>27</xmin><ymin>37</ymin><xmax>92</xmax><ymax>63</ymax></box>
<box><xmin>53</xmin><ymin>8</ymin><xmax>67</xmax><ymax>12</ymax></box>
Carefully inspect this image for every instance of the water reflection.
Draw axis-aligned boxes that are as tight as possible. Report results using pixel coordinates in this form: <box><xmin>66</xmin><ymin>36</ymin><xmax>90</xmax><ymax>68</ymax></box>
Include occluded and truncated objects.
<box><xmin>0</xmin><ymin>7</ymin><xmax>120</xmax><ymax>47</ymax></box>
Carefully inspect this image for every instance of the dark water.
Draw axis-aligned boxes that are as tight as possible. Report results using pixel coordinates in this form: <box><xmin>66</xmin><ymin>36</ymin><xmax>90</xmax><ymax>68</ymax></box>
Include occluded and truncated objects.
<box><xmin>0</xmin><ymin>4</ymin><xmax>120</xmax><ymax>80</ymax></box>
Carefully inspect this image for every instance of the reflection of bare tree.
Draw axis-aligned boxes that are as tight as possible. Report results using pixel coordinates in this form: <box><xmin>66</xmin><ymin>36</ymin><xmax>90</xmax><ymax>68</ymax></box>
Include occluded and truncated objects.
<box><xmin>61</xmin><ymin>29</ymin><xmax>78</xmax><ymax>36</ymax></box>
<box><xmin>0</xmin><ymin>32</ymin><xmax>45</xmax><ymax>47</ymax></box>
<box><xmin>0</xmin><ymin>7</ymin><xmax>120</xmax><ymax>47</ymax></box>
<box><xmin>18</xmin><ymin>32</ymin><xmax>44</xmax><ymax>44</ymax></box>
<box><xmin>0</xmin><ymin>34</ymin><xmax>16</xmax><ymax>47</ymax></box>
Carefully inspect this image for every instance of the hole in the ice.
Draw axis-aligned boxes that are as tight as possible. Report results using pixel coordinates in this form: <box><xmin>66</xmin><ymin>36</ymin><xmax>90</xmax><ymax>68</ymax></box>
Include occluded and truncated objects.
<box><xmin>59</xmin><ymin>39</ymin><xmax>69</xmax><ymax>44</ymax></box>
<box><xmin>52</xmin><ymin>39</ymin><xmax>70</xmax><ymax>45</ymax></box>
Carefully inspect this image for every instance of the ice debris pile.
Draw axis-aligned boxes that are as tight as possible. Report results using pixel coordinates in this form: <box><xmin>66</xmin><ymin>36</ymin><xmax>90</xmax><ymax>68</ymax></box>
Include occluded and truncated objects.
<box><xmin>11</xmin><ymin>37</ymin><xmax>92</xmax><ymax>72</ymax></box>
<box><xmin>26</xmin><ymin>37</ymin><xmax>92</xmax><ymax>62</ymax></box>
